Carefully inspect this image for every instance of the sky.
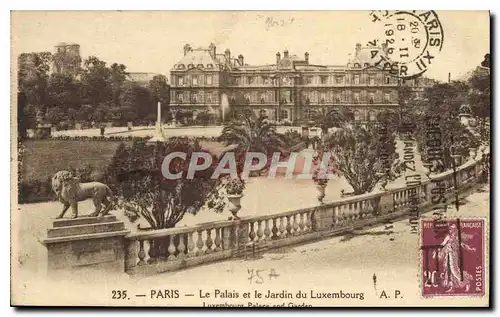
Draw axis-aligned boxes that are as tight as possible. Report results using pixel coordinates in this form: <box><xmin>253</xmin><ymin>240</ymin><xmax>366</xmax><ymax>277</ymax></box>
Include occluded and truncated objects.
<box><xmin>11</xmin><ymin>11</ymin><xmax>490</xmax><ymax>82</ymax></box>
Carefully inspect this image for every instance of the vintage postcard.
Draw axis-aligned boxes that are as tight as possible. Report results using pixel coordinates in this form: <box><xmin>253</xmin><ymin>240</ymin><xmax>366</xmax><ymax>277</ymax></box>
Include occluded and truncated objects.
<box><xmin>11</xmin><ymin>10</ymin><xmax>491</xmax><ymax>307</ymax></box>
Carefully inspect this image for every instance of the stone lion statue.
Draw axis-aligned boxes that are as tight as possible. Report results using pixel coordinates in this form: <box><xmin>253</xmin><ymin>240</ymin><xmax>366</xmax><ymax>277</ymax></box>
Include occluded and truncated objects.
<box><xmin>52</xmin><ymin>170</ymin><xmax>114</xmax><ymax>219</ymax></box>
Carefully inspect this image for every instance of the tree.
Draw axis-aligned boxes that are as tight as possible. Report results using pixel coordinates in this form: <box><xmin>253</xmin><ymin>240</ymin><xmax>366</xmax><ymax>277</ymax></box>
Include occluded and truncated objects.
<box><xmin>17</xmin><ymin>92</ymin><xmax>31</xmax><ymax>138</ymax></box>
<box><xmin>109</xmin><ymin>63</ymin><xmax>129</xmax><ymax>107</ymax></box>
<box><xmin>324</xmin><ymin>123</ymin><xmax>402</xmax><ymax>195</ymax></box>
<box><xmin>409</xmin><ymin>81</ymin><xmax>480</xmax><ymax>169</ymax></box>
<box><xmin>76</xmin><ymin>104</ymin><xmax>95</xmax><ymax>122</ymax></box>
<box><xmin>18</xmin><ymin>52</ymin><xmax>52</xmax><ymax>105</ymax></box>
<box><xmin>46</xmin><ymin>72</ymin><xmax>82</xmax><ymax>110</ymax></box>
<box><xmin>149</xmin><ymin>74</ymin><xmax>170</xmax><ymax>105</ymax></box>
<box><xmin>219</xmin><ymin>110</ymin><xmax>286</xmax><ymax>154</ymax></box>
<box><xmin>44</xmin><ymin>106</ymin><xmax>64</xmax><ymax>125</ymax></box>
<box><xmin>119</xmin><ymin>83</ymin><xmax>153</xmax><ymax>120</ymax></box>
<box><xmin>315</xmin><ymin>106</ymin><xmax>354</xmax><ymax>132</ymax></box>
<box><xmin>105</xmin><ymin>140</ymin><xmax>225</xmax><ymax>230</ymax></box>
<box><xmin>80</xmin><ymin>56</ymin><xmax>113</xmax><ymax>105</ymax></box>
<box><xmin>467</xmin><ymin>55</ymin><xmax>490</xmax><ymax>119</ymax></box>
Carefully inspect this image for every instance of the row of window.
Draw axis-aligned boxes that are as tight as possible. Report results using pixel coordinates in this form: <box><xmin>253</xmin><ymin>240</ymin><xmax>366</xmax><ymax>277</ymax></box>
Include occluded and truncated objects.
<box><xmin>175</xmin><ymin>75</ymin><xmax>215</xmax><ymax>86</ymax></box>
<box><xmin>174</xmin><ymin>92</ymin><xmax>218</xmax><ymax>104</ymax></box>
<box><xmin>173</xmin><ymin>91</ymin><xmax>393</xmax><ymax>104</ymax></box>
<box><xmin>172</xmin><ymin>74</ymin><xmax>395</xmax><ymax>87</ymax></box>
<box><xmin>229</xmin><ymin>74</ymin><xmax>393</xmax><ymax>86</ymax></box>
<box><xmin>305</xmin><ymin>91</ymin><xmax>393</xmax><ymax>104</ymax></box>
<box><xmin>176</xmin><ymin>63</ymin><xmax>215</xmax><ymax>70</ymax></box>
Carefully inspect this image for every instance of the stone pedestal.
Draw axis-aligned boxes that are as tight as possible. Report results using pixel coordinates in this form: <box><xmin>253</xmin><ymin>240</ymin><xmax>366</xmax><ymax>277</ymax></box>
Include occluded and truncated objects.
<box><xmin>315</xmin><ymin>206</ymin><xmax>335</xmax><ymax>231</ymax></box>
<box><xmin>42</xmin><ymin>215</ymin><xmax>129</xmax><ymax>277</ymax></box>
<box><xmin>379</xmin><ymin>193</ymin><xmax>395</xmax><ymax>214</ymax></box>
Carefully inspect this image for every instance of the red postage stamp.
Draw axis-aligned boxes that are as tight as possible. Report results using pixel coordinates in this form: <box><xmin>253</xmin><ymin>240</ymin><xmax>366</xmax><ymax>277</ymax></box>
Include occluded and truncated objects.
<box><xmin>420</xmin><ymin>218</ymin><xmax>485</xmax><ymax>297</ymax></box>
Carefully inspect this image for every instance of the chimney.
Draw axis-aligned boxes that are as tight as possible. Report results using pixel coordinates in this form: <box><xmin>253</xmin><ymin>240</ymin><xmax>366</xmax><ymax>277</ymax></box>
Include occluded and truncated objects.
<box><xmin>284</xmin><ymin>49</ymin><xmax>289</xmax><ymax>58</ymax></box>
<box><xmin>238</xmin><ymin>54</ymin><xmax>244</xmax><ymax>65</ymax></box>
<box><xmin>209</xmin><ymin>43</ymin><xmax>216</xmax><ymax>59</ymax></box>
<box><xmin>225</xmin><ymin>48</ymin><xmax>231</xmax><ymax>63</ymax></box>
<box><xmin>276</xmin><ymin>52</ymin><xmax>281</xmax><ymax>64</ymax></box>
<box><xmin>355</xmin><ymin>43</ymin><xmax>362</xmax><ymax>56</ymax></box>
<box><xmin>304</xmin><ymin>52</ymin><xmax>309</xmax><ymax>64</ymax></box>
<box><xmin>183</xmin><ymin>44</ymin><xmax>192</xmax><ymax>56</ymax></box>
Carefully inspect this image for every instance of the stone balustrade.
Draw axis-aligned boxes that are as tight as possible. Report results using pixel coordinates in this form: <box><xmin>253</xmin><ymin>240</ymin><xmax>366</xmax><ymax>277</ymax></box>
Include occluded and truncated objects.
<box><xmin>118</xmin><ymin>154</ymin><xmax>488</xmax><ymax>275</ymax></box>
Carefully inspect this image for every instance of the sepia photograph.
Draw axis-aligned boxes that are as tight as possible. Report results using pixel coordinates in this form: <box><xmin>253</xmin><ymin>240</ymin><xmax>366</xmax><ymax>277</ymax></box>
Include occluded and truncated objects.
<box><xmin>10</xmin><ymin>10</ymin><xmax>491</xmax><ymax>307</ymax></box>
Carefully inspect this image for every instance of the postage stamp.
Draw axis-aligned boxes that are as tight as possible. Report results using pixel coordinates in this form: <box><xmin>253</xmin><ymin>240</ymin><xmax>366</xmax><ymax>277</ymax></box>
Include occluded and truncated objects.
<box><xmin>11</xmin><ymin>10</ymin><xmax>490</xmax><ymax>308</ymax></box>
<box><xmin>420</xmin><ymin>218</ymin><xmax>485</xmax><ymax>297</ymax></box>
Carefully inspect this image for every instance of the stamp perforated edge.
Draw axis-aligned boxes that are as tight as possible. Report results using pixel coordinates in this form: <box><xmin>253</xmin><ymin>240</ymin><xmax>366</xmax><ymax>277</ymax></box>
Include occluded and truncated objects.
<box><xmin>417</xmin><ymin>216</ymin><xmax>489</xmax><ymax>299</ymax></box>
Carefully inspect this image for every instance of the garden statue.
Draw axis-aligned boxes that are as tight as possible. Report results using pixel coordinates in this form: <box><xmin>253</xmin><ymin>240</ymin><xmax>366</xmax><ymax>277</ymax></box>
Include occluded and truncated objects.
<box><xmin>52</xmin><ymin>170</ymin><xmax>114</xmax><ymax>219</ymax></box>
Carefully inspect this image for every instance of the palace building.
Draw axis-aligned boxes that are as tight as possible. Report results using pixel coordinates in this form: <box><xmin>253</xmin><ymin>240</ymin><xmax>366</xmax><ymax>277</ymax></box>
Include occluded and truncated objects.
<box><xmin>169</xmin><ymin>43</ymin><xmax>433</xmax><ymax>124</ymax></box>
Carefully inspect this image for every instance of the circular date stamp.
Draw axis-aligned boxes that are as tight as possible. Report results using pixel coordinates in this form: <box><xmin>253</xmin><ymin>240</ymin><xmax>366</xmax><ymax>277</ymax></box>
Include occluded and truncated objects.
<box><xmin>368</xmin><ymin>10</ymin><xmax>444</xmax><ymax>79</ymax></box>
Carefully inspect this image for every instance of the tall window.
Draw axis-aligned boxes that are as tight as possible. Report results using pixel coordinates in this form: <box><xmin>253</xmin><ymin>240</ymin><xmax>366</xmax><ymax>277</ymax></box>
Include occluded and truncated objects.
<box><xmin>354</xmin><ymin>92</ymin><xmax>360</xmax><ymax>104</ymax></box>
<box><xmin>354</xmin><ymin>110</ymin><xmax>361</xmax><ymax>121</ymax></box>
<box><xmin>192</xmin><ymin>76</ymin><xmax>198</xmax><ymax>86</ymax></box>
<box><xmin>178</xmin><ymin>76</ymin><xmax>184</xmax><ymax>86</ymax></box>
<box><xmin>369</xmin><ymin>110</ymin><xmax>376</xmax><ymax>121</ymax></box>
<box><xmin>369</xmin><ymin>75</ymin><xmax>375</xmax><ymax>85</ymax></box>
<box><xmin>335</xmin><ymin>94</ymin><xmax>341</xmax><ymax>104</ymax></box>
<box><xmin>385</xmin><ymin>76</ymin><xmax>391</xmax><ymax>84</ymax></box>
<box><xmin>304</xmin><ymin>109</ymin><xmax>315</xmax><ymax>120</ymax></box>
<box><xmin>354</xmin><ymin>75</ymin><xmax>360</xmax><ymax>85</ymax></box>
<box><xmin>206</xmin><ymin>92</ymin><xmax>212</xmax><ymax>103</ymax></box>
<box><xmin>280</xmin><ymin>110</ymin><xmax>288</xmax><ymax>120</ymax></box>
<box><xmin>369</xmin><ymin>92</ymin><xmax>375</xmax><ymax>104</ymax></box>
<box><xmin>206</xmin><ymin>75</ymin><xmax>213</xmax><ymax>85</ymax></box>
<box><xmin>320</xmin><ymin>92</ymin><xmax>326</xmax><ymax>103</ymax></box>
<box><xmin>384</xmin><ymin>93</ymin><xmax>391</xmax><ymax>102</ymax></box>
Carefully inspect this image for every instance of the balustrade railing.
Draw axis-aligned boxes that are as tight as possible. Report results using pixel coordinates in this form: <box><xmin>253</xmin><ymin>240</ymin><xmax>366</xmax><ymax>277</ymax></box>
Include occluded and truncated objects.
<box><xmin>124</xmin><ymin>155</ymin><xmax>488</xmax><ymax>275</ymax></box>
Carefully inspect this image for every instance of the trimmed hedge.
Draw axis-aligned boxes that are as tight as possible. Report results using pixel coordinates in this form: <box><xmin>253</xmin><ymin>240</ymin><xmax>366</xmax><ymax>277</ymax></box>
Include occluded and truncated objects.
<box><xmin>30</xmin><ymin>135</ymin><xmax>152</xmax><ymax>142</ymax></box>
<box><xmin>18</xmin><ymin>177</ymin><xmax>54</xmax><ymax>204</ymax></box>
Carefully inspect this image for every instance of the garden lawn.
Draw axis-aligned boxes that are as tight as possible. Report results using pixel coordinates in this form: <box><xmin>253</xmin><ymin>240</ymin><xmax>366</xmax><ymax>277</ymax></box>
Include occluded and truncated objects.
<box><xmin>19</xmin><ymin>139</ymin><xmax>226</xmax><ymax>182</ymax></box>
<box><xmin>19</xmin><ymin>140</ymin><xmax>132</xmax><ymax>182</ymax></box>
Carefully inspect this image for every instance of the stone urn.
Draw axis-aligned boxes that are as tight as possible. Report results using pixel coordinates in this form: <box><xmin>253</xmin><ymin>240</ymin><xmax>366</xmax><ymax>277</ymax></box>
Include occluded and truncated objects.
<box><xmin>316</xmin><ymin>183</ymin><xmax>327</xmax><ymax>204</ymax></box>
<box><xmin>227</xmin><ymin>194</ymin><xmax>243</xmax><ymax>220</ymax></box>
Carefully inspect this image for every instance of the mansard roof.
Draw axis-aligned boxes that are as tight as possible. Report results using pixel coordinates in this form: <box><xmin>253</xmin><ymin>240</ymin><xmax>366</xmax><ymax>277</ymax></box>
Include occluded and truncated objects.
<box><xmin>173</xmin><ymin>49</ymin><xmax>220</xmax><ymax>71</ymax></box>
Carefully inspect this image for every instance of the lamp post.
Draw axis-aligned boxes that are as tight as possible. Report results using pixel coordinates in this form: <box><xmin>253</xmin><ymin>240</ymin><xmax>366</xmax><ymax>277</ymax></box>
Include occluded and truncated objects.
<box><xmin>450</xmin><ymin>135</ymin><xmax>461</xmax><ymax>211</ymax></box>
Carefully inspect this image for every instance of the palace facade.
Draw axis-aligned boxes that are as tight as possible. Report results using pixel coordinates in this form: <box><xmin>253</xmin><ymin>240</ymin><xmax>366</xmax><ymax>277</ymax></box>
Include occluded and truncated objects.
<box><xmin>170</xmin><ymin>43</ymin><xmax>433</xmax><ymax>123</ymax></box>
